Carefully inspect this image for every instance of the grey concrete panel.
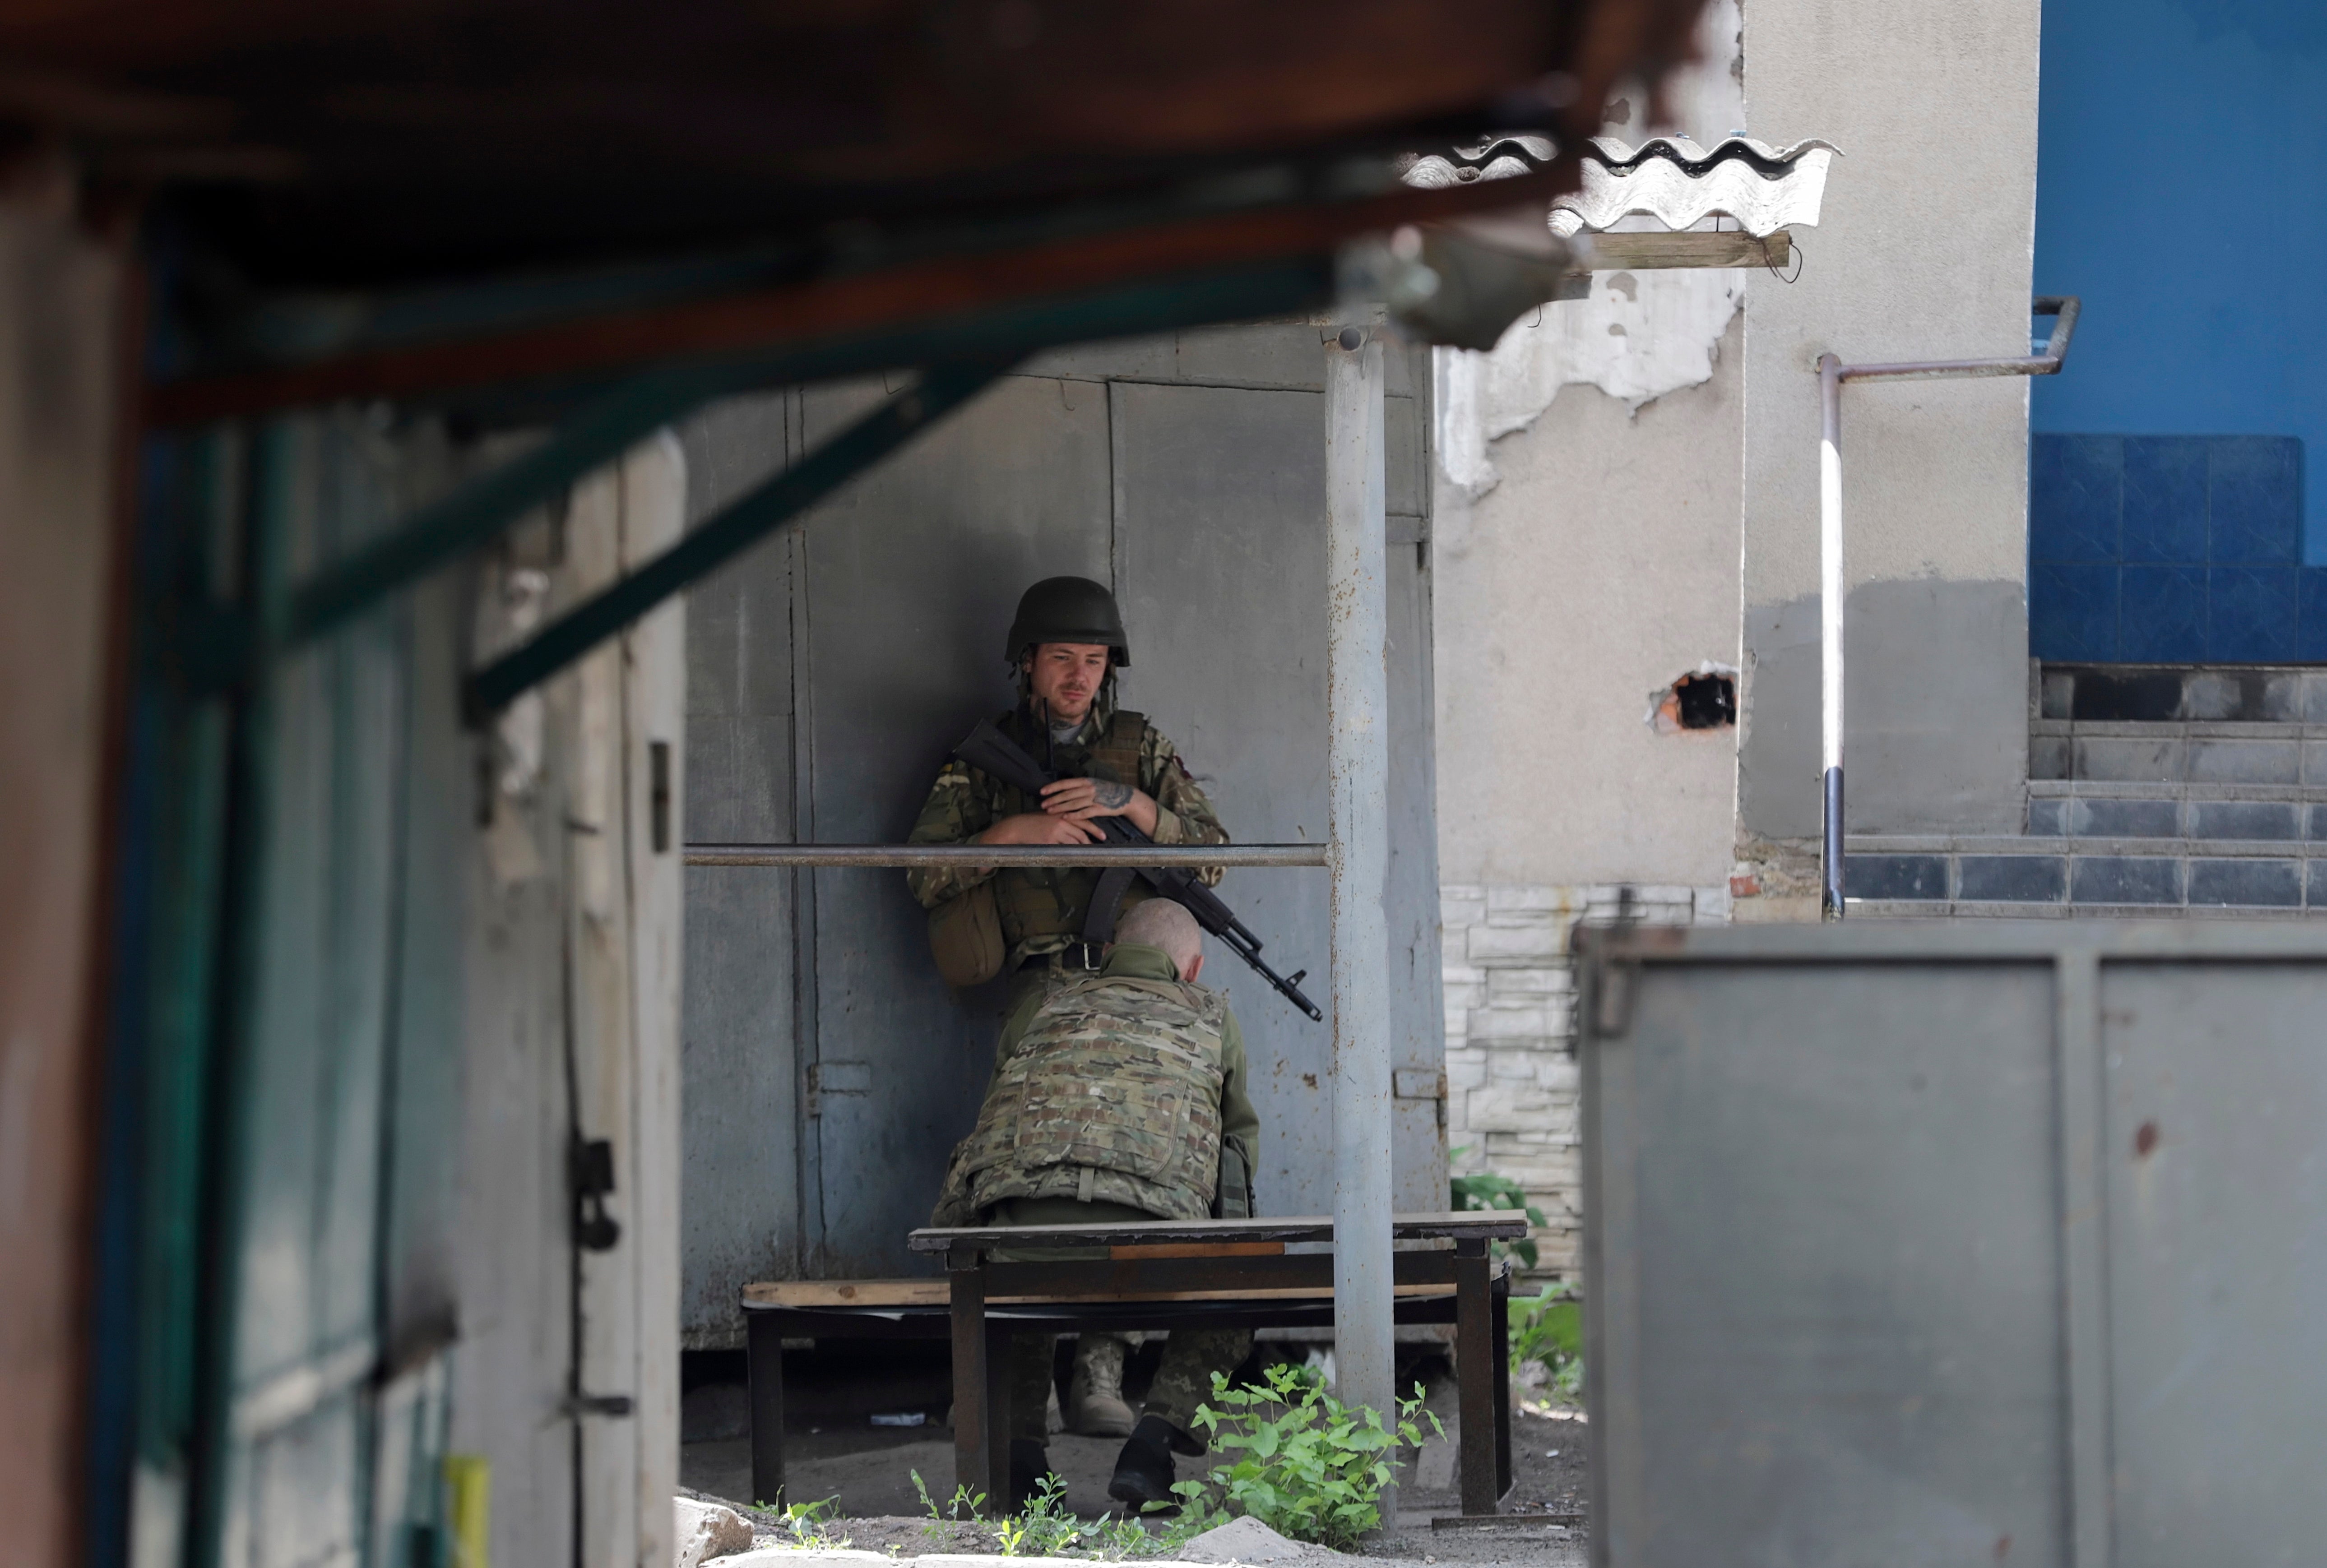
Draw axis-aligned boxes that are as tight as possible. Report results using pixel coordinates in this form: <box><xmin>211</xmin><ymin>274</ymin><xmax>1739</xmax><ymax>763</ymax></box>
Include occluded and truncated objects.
<box><xmin>682</xmin><ymin>402</ymin><xmax>801</xmax><ymax>1334</ymax></box>
<box><xmin>1171</xmin><ymin>322</ymin><xmax>1330</xmax><ymax>391</ymax></box>
<box><xmin>1384</xmin><ymin>535</ymin><xmax>1448</xmax><ymax>1212</ymax></box>
<box><xmin>1110</xmin><ymin>377</ymin><xmax>1446</xmax><ymax>1217</ymax></box>
<box><xmin>1111</xmin><ymin>379</ymin><xmax>1338</xmax><ymax>1218</ymax></box>
<box><xmin>1386</xmin><ymin>394</ymin><xmax>1425</xmax><ymax>519</ymax></box>
<box><xmin>1607</xmin><ymin>961</ymin><xmax>2066</xmax><ymax>1566</ymax></box>
<box><xmin>2104</xmin><ymin>964</ymin><xmax>2327</xmax><ymax>1565</ymax></box>
<box><xmin>681</xmin><ymin>865</ymin><xmax>800</xmax><ymax>1340</ymax></box>
<box><xmin>1016</xmin><ymin>332</ymin><xmax>1182</xmax><ymax>386</ymax></box>
<box><xmin>681</xmin><ymin>390</ymin><xmax>790</xmax><ymax>519</ymax></box>
<box><xmin>800</xmin><ymin>373</ymin><xmax>1114</xmax><ymax>1275</ymax></box>
<box><xmin>1742</xmin><ymin>580</ymin><xmax>2030</xmax><ymax>837</ymax></box>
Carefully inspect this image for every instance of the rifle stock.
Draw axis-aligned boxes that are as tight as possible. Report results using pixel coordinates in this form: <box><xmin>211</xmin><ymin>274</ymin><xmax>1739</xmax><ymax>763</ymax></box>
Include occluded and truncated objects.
<box><xmin>952</xmin><ymin>719</ymin><xmax>1324</xmax><ymax>1021</ymax></box>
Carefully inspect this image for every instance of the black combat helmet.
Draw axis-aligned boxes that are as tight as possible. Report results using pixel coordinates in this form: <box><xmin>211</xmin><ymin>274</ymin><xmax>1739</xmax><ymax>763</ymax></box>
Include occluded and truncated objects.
<box><xmin>1004</xmin><ymin>576</ymin><xmax>1130</xmax><ymax>668</ymax></box>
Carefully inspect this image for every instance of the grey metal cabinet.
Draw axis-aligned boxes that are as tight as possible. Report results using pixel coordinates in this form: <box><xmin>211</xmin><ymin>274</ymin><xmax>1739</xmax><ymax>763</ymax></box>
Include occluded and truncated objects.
<box><xmin>1577</xmin><ymin>920</ymin><xmax>2327</xmax><ymax>1568</ymax></box>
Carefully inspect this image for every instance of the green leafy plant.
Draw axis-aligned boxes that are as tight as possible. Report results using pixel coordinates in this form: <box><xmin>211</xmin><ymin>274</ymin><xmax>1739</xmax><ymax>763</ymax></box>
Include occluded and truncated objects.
<box><xmin>1181</xmin><ymin>1364</ymin><xmax>1439</xmax><ymax>1551</ymax></box>
<box><xmin>1449</xmin><ymin>1147</ymin><xmax>1548</xmax><ymax>1271</ymax></box>
<box><xmin>913</xmin><ymin>1464</ymin><xmax>1221</xmax><ymax>1560</ymax></box>
<box><xmin>766</xmin><ymin>1493</ymin><xmax>850</xmax><ymax>1549</ymax></box>
<box><xmin>910</xmin><ymin>1469</ymin><xmax>987</xmax><ymax>1536</ymax></box>
<box><xmin>1509</xmin><ymin>1281</ymin><xmax>1583</xmax><ymax>1400</ymax></box>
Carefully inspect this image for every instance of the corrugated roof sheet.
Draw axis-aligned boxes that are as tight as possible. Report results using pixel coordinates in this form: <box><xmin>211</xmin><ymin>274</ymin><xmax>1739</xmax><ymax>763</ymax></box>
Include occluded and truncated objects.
<box><xmin>1401</xmin><ymin>132</ymin><xmax>1835</xmax><ymax>238</ymax></box>
<box><xmin>1553</xmin><ymin>135</ymin><xmax>1836</xmax><ymax>236</ymax></box>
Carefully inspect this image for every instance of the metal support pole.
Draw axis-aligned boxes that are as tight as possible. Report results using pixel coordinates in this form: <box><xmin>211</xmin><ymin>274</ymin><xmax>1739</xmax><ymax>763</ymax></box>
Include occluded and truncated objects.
<box><xmin>1324</xmin><ymin>322</ymin><xmax>1394</xmax><ymax>1494</ymax></box>
<box><xmin>1818</xmin><ymin>353</ymin><xmax>1845</xmax><ymax>921</ymax></box>
<box><xmin>1813</xmin><ymin>297</ymin><xmax>2081</xmax><ymax>921</ymax></box>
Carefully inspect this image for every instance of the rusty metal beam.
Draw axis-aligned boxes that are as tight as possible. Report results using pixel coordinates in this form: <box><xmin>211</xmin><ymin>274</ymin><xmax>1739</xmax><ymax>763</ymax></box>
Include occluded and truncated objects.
<box><xmin>144</xmin><ymin>162</ymin><xmax>1577</xmax><ymax>426</ymax></box>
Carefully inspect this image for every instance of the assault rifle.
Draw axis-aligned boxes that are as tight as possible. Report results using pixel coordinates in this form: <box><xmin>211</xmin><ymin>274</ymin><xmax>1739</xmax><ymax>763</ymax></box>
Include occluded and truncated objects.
<box><xmin>953</xmin><ymin>718</ymin><xmax>1325</xmax><ymax>1022</ymax></box>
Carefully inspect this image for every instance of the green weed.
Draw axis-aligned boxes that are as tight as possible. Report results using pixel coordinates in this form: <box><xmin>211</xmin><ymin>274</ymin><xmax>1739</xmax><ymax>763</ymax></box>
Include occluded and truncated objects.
<box><xmin>1179</xmin><ymin>1364</ymin><xmax>1439</xmax><ymax>1552</ymax></box>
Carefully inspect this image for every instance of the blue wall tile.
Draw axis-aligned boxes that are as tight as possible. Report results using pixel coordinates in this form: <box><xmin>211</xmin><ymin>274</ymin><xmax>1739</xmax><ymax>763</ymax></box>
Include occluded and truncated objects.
<box><xmin>2208</xmin><ymin>567</ymin><xmax>2299</xmax><ymax>661</ymax></box>
<box><xmin>2122</xmin><ymin>437</ymin><xmax>2208</xmax><ymax>562</ymax></box>
<box><xmin>2120</xmin><ymin>564</ymin><xmax>2206</xmax><ymax>661</ymax></box>
<box><xmin>2031</xmin><ymin>561</ymin><xmax>2119</xmax><ymax>660</ymax></box>
<box><xmin>2030</xmin><ymin>434</ymin><xmax>2122</xmax><ymax>560</ymax></box>
<box><xmin>2299</xmin><ymin>567</ymin><xmax>2327</xmax><ymax>662</ymax></box>
<box><xmin>2208</xmin><ymin>437</ymin><xmax>2302</xmax><ymax>564</ymax></box>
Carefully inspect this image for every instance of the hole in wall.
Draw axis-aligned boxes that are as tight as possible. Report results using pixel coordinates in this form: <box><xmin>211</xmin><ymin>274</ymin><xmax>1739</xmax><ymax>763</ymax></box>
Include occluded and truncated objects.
<box><xmin>1648</xmin><ymin>668</ymin><xmax>1737</xmax><ymax>734</ymax></box>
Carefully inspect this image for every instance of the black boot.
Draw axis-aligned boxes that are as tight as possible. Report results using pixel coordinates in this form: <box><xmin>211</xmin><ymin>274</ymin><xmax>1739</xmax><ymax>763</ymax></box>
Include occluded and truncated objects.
<box><xmin>1107</xmin><ymin>1415</ymin><xmax>1201</xmax><ymax>1508</ymax></box>
<box><xmin>1008</xmin><ymin>1438</ymin><xmax>1055</xmax><ymax>1512</ymax></box>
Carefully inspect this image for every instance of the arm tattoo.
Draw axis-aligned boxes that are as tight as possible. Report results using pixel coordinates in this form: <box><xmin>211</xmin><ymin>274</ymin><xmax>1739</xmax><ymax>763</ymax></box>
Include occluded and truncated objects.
<box><xmin>1092</xmin><ymin>778</ymin><xmax>1132</xmax><ymax>810</ymax></box>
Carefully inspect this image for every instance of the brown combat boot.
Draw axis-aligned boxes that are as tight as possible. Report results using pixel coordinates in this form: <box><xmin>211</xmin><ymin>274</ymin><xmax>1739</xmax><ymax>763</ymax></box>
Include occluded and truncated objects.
<box><xmin>1066</xmin><ymin>1334</ymin><xmax>1136</xmax><ymax>1437</ymax></box>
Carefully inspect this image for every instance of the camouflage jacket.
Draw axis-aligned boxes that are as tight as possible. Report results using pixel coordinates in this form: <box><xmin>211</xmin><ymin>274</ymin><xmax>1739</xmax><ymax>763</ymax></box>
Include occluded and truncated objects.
<box><xmin>934</xmin><ymin>943</ymin><xmax>1260</xmax><ymax>1224</ymax></box>
<box><xmin>905</xmin><ymin>689</ymin><xmax>1229</xmax><ymax>968</ymax></box>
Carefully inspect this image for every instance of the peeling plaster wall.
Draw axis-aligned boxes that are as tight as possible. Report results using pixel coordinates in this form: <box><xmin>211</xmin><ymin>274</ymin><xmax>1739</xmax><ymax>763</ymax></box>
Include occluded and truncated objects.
<box><xmin>1432</xmin><ymin>0</ymin><xmax>1747</xmax><ymax>893</ymax></box>
<box><xmin>1434</xmin><ymin>319</ymin><xmax>1744</xmax><ymax>888</ymax></box>
<box><xmin>1738</xmin><ymin>0</ymin><xmax>2040</xmax><ymax>849</ymax></box>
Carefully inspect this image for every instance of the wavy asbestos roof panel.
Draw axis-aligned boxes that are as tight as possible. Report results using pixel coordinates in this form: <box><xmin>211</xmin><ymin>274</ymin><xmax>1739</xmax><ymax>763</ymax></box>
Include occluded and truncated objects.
<box><xmin>1549</xmin><ymin>136</ymin><xmax>1837</xmax><ymax>237</ymax></box>
<box><xmin>1397</xmin><ymin>134</ymin><xmax>1836</xmax><ymax>238</ymax></box>
<box><xmin>1395</xmin><ymin>135</ymin><xmax>1560</xmax><ymax>190</ymax></box>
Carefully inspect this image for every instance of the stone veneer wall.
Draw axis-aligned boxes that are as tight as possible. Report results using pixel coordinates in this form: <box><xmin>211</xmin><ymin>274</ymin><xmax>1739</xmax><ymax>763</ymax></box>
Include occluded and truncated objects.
<box><xmin>1441</xmin><ymin>883</ymin><xmax>1730</xmax><ymax>1281</ymax></box>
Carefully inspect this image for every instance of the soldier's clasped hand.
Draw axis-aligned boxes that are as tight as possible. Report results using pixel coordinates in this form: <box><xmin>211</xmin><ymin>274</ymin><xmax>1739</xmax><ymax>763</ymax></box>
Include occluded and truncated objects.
<box><xmin>1040</xmin><ymin>776</ymin><xmax>1160</xmax><ymax>833</ymax></box>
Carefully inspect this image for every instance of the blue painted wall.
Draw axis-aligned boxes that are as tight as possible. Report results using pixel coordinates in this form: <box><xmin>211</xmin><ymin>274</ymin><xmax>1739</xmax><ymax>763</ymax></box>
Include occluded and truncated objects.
<box><xmin>2032</xmin><ymin>0</ymin><xmax>2327</xmax><ymax>569</ymax></box>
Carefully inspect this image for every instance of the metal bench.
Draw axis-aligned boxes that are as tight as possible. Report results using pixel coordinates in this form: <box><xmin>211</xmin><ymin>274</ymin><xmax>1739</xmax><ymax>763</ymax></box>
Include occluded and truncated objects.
<box><xmin>741</xmin><ymin>1212</ymin><xmax>1522</xmax><ymax>1519</ymax></box>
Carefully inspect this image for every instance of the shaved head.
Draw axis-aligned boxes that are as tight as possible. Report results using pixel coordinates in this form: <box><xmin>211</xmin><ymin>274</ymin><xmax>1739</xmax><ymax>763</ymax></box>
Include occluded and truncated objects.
<box><xmin>1113</xmin><ymin>897</ymin><xmax>1204</xmax><ymax>977</ymax></box>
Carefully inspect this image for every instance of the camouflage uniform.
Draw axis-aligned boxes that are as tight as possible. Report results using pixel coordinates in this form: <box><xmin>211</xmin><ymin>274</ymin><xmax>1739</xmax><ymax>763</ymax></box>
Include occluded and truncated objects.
<box><xmin>937</xmin><ymin>942</ymin><xmax>1260</xmax><ymax>1441</ymax></box>
<box><xmin>906</xmin><ymin>688</ymin><xmax>1229</xmax><ymax>1010</ymax></box>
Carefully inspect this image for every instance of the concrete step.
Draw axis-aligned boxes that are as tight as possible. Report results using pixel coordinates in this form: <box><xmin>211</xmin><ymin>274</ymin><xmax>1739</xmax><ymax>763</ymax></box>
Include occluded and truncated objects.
<box><xmin>2026</xmin><ymin>796</ymin><xmax>2327</xmax><ymax>841</ymax></box>
<box><xmin>1843</xmin><ymin>835</ymin><xmax>2325</xmax><ymax>913</ymax></box>
<box><xmin>2040</xmin><ymin>663</ymin><xmax>2327</xmax><ymax>725</ymax></box>
<box><xmin>2031</xmin><ymin>723</ymin><xmax>2327</xmax><ymax>787</ymax></box>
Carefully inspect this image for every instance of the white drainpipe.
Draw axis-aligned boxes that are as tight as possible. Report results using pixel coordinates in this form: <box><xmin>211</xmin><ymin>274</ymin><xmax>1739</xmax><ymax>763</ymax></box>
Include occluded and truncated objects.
<box><xmin>1815</xmin><ymin>296</ymin><xmax>2081</xmax><ymax>919</ymax></box>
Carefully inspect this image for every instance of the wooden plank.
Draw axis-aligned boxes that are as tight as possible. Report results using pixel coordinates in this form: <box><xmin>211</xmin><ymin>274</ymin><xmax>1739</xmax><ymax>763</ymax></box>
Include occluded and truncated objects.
<box><xmin>1109</xmin><ymin>1241</ymin><xmax>1285</xmax><ymax>1259</ymax></box>
<box><xmin>906</xmin><ymin>1210</ymin><xmax>1527</xmax><ymax>1251</ymax></box>
<box><xmin>1574</xmin><ymin>229</ymin><xmax>1791</xmax><ymax>272</ymax></box>
<box><xmin>746</xmin><ymin>1280</ymin><xmax>950</xmax><ymax>1309</ymax></box>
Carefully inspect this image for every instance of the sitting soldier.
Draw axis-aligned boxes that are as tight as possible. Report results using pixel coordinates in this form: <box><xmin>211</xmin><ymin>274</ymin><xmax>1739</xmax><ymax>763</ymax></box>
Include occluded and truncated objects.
<box><xmin>936</xmin><ymin>897</ymin><xmax>1259</xmax><ymax>1508</ymax></box>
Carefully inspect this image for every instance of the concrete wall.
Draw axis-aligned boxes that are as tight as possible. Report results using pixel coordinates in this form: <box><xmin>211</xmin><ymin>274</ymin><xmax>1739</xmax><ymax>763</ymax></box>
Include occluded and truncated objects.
<box><xmin>1737</xmin><ymin>0</ymin><xmax>2041</xmax><ymax>857</ymax></box>
<box><xmin>0</xmin><ymin>175</ymin><xmax>124</xmax><ymax>1568</ymax></box>
<box><xmin>1433</xmin><ymin>325</ymin><xmax>1744</xmax><ymax>891</ymax></box>
<box><xmin>1428</xmin><ymin>4</ymin><xmax>1748</xmax><ymax>1255</ymax></box>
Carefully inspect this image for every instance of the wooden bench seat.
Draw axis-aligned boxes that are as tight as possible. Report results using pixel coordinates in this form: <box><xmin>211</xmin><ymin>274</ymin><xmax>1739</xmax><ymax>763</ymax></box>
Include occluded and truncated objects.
<box><xmin>741</xmin><ymin>1212</ymin><xmax>1523</xmax><ymax>1520</ymax></box>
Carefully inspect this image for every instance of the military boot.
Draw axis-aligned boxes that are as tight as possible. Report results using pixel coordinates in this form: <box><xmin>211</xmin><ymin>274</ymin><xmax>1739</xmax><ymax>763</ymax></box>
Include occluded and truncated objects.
<box><xmin>1106</xmin><ymin>1415</ymin><xmax>1204</xmax><ymax>1509</ymax></box>
<box><xmin>1066</xmin><ymin>1334</ymin><xmax>1136</xmax><ymax>1437</ymax></box>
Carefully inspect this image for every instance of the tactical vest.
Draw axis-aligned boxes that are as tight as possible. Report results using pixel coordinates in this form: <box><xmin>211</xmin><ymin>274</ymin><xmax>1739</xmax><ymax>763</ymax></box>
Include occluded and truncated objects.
<box><xmin>987</xmin><ymin>708</ymin><xmax>1153</xmax><ymax>947</ymax></box>
<box><xmin>956</xmin><ymin>971</ymin><xmax>1228</xmax><ymax>1221</ymax></box>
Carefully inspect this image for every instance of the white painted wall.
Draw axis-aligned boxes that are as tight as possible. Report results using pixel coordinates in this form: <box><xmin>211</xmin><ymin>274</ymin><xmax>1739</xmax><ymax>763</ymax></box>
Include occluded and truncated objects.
<box><xmin>1433</xmin><ymin>327</ymin><xmax>1744</xmax><ymax>889</ymax></box>
<box><xmin>1737</xmin><ymin>0</ymin><xmax>2041</xmax><ymax>855</ymax></box>
<box><xmin>1432</xmin><ymin>0</ymin><xmax>1748</xmax><ymax>892</ymax></box>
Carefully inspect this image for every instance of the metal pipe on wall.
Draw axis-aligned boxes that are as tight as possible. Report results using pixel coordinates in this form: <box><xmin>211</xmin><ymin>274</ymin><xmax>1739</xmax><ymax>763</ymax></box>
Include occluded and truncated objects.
<box><xmin>1323</xmin><ymin>322</ymin><xmax>1394</xmax><ymax>1471</ymax></box>
<box><xmin>679</xmin><ymin>843</ymin><xmax>1330</xmax><ymax>868</ymax></box>
<box><xmin>1813</xmin><ymin>297</ymin><xmax>2081</xmax><ymax>920</ymax></box>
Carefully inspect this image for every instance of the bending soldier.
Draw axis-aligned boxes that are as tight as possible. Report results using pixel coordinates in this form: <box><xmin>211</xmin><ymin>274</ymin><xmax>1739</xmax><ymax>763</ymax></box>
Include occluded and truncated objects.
<box><xmin>908</xmin><ymin>576</ymin><xmax>1233</xmax><ymax>1440</ymax></box>
<box><xmin>936</xmin><ymin>898</ymin><xmax>1259</xmax><ymax>1508</ymax></box>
